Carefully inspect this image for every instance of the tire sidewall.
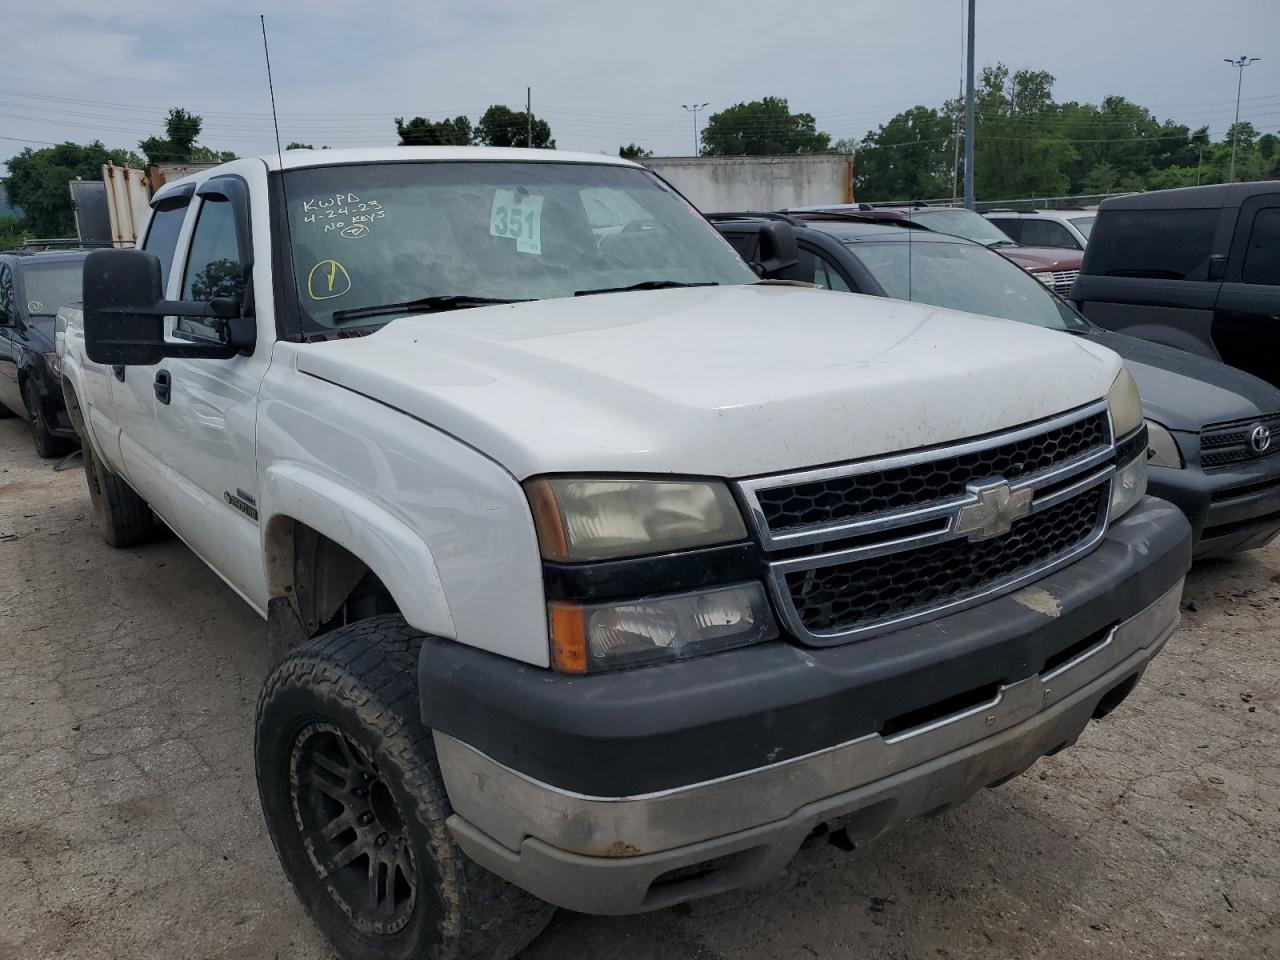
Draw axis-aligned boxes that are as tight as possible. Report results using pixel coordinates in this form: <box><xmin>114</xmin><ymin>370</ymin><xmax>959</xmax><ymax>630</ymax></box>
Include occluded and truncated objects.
<box><xmin>256</xmin><ymin>671</ymin><xmax>461</xmax><ymax>960</ymax></box>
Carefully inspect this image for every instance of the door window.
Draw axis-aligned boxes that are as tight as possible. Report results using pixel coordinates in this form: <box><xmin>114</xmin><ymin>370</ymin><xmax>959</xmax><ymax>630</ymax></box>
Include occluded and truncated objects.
<box><xmin>1019</xmin><ymin>218</ymin><xmax>1078</xmax><ymax>249</ymax></box>
<box><xmin>177</xmin><ymin>198</ymin><xmax>246</xmax><ymax>339</ymax></box>
<box><xmin>0</xmin><ymin>264</ymin><xmax>13</xmax><ymax>324</ymax></box>
<box><xmin>1242</xmin><ymin>207</ymin><xmax>1280</xmax><ymax>286</ymax></box>
<box><xmin>797</xmin><ymin>247</ymin><xmax>851</xmax><ymax>291</ymax></box>
<box><xmin>1086</xmin><ymin>208</ymin><xmax>1219</xmax><ymax>280</ymax></box>
<box><xmin>142</xmin><ymin>201</ymin><xmax>190</xmax><ymax>289</ymax></box>
<box><xmin>989</xmin><ymin>218</ymin><xmax>1021</xmax><ymax>242</ymax></box>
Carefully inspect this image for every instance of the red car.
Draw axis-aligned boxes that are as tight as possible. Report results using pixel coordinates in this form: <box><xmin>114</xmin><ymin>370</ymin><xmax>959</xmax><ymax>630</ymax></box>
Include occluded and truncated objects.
<box><xmin>788</xmin><ymin>202</ymin><xmax>1084</xmax><ymax>297</ymax></box>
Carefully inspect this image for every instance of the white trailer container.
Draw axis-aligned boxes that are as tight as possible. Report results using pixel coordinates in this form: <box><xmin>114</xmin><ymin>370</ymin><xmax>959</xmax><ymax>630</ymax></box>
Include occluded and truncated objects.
<box><xmin>101</xmin><ymin>164</ymin><xmax>151</xmax><ymax>247</ymax></box>
<box><xmin>642</xmin><ymin>155</ymin><xmax>854</xmax><ymax>212</ymax></box>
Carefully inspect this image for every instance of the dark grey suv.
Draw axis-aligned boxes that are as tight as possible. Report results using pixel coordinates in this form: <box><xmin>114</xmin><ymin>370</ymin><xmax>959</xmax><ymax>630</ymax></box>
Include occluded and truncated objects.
<box><xmin>1071</xmin><ymin>181</ymin><xmax>1280</xmax><ymax>390</ymax></box>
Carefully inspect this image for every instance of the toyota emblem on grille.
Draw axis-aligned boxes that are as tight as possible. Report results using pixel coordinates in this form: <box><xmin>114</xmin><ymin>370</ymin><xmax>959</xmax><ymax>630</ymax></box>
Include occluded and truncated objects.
<box><xmin>1250</xmin><ymin>424</ymin><xmax>1272</xmax><ymax>454</ymax></box>
<box><xmin>954</xmin><ymin>478</ymin><xmax>1034</xmax><ymax>541</ymax></box>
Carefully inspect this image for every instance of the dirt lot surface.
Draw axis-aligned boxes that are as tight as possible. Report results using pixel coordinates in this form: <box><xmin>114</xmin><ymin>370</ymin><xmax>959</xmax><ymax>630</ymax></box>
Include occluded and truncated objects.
<box><xmin>2</xmin><ymin>416</ymin><xmax>1277</xmax><ymax>960</ymax></box>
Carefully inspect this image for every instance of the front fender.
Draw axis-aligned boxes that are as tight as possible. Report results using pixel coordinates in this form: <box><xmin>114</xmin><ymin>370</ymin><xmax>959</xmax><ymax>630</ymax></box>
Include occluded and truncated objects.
<box><xmin>261</xmin><ymin>464</ymin><xmax>456</xmax><ymax>640</ymax></box>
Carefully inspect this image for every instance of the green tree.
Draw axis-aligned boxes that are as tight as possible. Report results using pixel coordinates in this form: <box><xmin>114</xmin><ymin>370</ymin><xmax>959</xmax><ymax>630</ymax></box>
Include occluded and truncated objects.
<box><xmin>701</xmin><ymin>97</ymin><xmax>831</xmax><ymax>156</ymax></box>
<box><xmin>0</xmin><ymin>215</ymin><xmax>27</xmax><ymax>250</ymax></box>
<box><xmin>394</xmin><ymin>115</ymin><xmax>473</xmax><ymax>146</ymax></box>
<box><xmin>138</xmin><ymin>107</ymin><xmax>234</xmax><ymax>165</ymax></box>
<box><xmin>2</xmin><ymin>141</ymin><xmax>144</xmax><ymax>236</ymax></box>
<box><xmin>618</xmin><ymin>143</ymin><xmax>652</xmax><ymax>158</ymax></box>
<box><xmin>972</xmin><ymin>65</ymin><xmax>1076</xmax><ymax>200</ymax></box>
<box><xmin>853</xmin><ymin>105</ymin><xmax>954</xmax><ymax>201</ymax></box>
<box><xmin>474</xmin><ymin>106</ymin><xmax>554</xmax><ymax>148</ymax></box>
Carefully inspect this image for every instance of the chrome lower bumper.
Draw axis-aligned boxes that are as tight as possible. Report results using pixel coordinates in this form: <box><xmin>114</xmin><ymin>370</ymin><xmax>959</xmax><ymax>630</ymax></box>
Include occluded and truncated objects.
<box><xmin>436</xmin><ymin>581</ymin><xmax>1183</xmax><ymax>915</ymax></box>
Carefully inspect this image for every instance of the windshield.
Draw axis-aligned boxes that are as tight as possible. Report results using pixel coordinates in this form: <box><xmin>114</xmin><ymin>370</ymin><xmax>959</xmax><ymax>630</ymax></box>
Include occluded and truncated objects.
<box><xmin>1069</xmin><ymin>216</ymin><xmax>1095</xmax><ymax>240</ymax></box>
<box><xmin>20</xmin><ymin>261</ymin><xmax>83</xmax><ymax>316</ymax></box>
<box><xmin>280</xmin><ymin>161</ymin><xmax>756</xmax><ymax>330</ymax></box>
<box><xmin>847</xmin><ymin>239</ymin><xmax>1091</xmax><ymax>333</ymax></box>
<box><xmin>911</xmin><ymin>209</ymin><xmax>1017</xmax><ymax>247</ymax></box>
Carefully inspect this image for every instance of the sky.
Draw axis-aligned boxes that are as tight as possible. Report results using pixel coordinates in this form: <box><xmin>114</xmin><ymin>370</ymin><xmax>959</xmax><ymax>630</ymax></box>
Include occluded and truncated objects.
<box><xmin>1</xmin><ymin>0</ymin><xmax>1278</xmax><ymax>172</ymax></box>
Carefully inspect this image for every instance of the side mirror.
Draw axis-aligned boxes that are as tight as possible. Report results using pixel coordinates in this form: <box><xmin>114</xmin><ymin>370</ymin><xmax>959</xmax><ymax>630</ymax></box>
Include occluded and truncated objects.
<box><xmin>83</xmin><ymin>249</ymin><xmax>251</xmax><ymax>366</ymax></box>
<box><xmin>755</xmin><ymin>222</ymin><xmax>800</xmax><ymax>280</ymax></box>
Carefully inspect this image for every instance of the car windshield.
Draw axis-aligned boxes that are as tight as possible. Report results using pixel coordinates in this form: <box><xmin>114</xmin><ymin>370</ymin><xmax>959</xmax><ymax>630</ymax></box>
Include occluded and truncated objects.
<box><xmin>1069</xmin><ymin>216</ymin><xmax>1095</xmax><ymax>240</ymax></box>
<box><xmin>910</xmin><ymin>209</ymin><xmax>1017</xmax><ymax>247</ymax></box>
<box><xmin>280</xmin><ymin>160</ymin><xmax>756</xmax><ymax>330</ymax></box>
<box><xmin>847</xmin><ymin>239</ymin><xmax>1091</xmax><ymax>333</ymax></box>
<box><xmin>21</xmin><ymin>260</ymin><xmax>83</xmax><ymax>316</ymax></box>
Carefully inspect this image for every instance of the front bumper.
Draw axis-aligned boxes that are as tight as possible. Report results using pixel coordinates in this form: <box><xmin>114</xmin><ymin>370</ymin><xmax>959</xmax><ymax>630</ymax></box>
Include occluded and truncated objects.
<box><xmin>421</xmin><ymin>498</ymin><xmax>1190</xmax><ymax>914</ymax></box>
<box><xmin>1150</xmin><ymin>445</ymin><xmax>1280</xmax><ymax>557</ymax></box>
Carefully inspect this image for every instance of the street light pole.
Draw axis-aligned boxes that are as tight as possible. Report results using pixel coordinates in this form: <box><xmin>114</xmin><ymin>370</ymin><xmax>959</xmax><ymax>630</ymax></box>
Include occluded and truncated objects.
<box><xmin>1223</xmin><ymin>55</ymin><xmax>1260</xmax><ymax>182</ymax></box>
<box><xmin>963</xmin><ymin>0</ymin><xmax>976</xmax><ymax>209</ymax></box>
<box><xmin>682</xmin><ymin>102</ymin><xmax>709</xmax><ymax>156</ymax></box>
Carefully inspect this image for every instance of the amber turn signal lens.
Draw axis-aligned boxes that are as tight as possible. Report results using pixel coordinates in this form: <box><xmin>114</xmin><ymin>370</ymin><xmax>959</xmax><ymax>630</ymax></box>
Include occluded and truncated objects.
<box><xmin>548</xmin><ymin>601</ymin><xmax>588</xmax><ymax>673</ymax></box>
<box><xmin>525</xmin><ymin>478</ymin><xmax>570</xmax><ymax>560</ymax></box>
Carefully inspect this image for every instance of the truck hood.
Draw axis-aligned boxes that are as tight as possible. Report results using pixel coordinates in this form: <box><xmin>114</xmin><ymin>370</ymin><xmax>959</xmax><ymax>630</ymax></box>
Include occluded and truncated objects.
<box><xmin>1088</xmin><ymin>329</ymin><xmax>1280</xmax><ymax>432</ymax></box>
<box><xmin>291</xmin><ymin>284</ymin><xmax>1121</xmax><ymax>479</ymax></box>
<box><xmin>1001</xmin><ymin>247</ymin><xmax>1085</xmax><ymax>272</ymax></box>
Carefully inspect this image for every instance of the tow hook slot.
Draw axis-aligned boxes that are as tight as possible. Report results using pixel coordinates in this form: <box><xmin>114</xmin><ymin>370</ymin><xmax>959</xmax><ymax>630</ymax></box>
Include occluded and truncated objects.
<box><xmin>880</xmin><ymin>681</ymin><xmax>1004</xmax><ymax>741</ymax></box>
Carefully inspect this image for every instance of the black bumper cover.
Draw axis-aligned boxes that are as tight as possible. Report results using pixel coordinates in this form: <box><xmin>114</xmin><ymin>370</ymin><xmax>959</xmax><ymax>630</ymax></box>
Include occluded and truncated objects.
<box><xmin>419</xmin><ymin>497</ymin><xmax>1191</xmax><ymax>797</ymax></box>
<box><xmin>1150</xmin><ymin>447</ymin><xmax>1280</xmax><ymax>557</ymax></box>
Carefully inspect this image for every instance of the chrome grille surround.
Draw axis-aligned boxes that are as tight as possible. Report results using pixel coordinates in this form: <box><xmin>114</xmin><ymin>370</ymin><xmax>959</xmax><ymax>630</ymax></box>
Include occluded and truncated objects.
<box><xmin>1050</xmin><ymin>269</ymin><xmax>1079</xmax><ymax>296</ymax></box>
<box><xmin>738</xmin><ymin>401</ymin><xmax>1116</xmax><ymax>645</ymax></box>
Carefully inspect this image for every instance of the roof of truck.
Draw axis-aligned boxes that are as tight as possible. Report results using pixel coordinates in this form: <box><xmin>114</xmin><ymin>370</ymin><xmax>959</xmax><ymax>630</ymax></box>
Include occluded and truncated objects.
<box><xmin>1099</xmin><ymin>180</ymin><xmax>1280</xmax><ymax>211</ymax></box>
<box><xmin>261</xmin><ymin>146</ymin><xmax>639</xmax><ymax>171</ymax></box>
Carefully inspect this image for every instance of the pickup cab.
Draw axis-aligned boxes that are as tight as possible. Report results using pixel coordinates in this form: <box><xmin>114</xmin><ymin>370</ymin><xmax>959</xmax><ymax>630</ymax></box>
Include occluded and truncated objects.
<box><xmin>60</xmin><ymin>148</ymin><xmax>1191</xmax><ymax>960</ymax></box>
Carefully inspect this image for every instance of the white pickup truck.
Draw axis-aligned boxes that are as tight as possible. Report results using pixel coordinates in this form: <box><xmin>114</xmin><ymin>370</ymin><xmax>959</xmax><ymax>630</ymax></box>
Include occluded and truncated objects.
<box><xmin>59</xmin><ymin>147</ymin><xmax>1191</xmax><ymax>960</ymax></box>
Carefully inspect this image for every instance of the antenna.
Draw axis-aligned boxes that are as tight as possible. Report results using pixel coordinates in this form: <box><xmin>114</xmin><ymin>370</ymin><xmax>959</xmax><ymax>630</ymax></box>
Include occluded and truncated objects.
<box><xmin>261</xmin><ymin>16</ymin><xmax>285</xmax><ymax>168</ymax></box>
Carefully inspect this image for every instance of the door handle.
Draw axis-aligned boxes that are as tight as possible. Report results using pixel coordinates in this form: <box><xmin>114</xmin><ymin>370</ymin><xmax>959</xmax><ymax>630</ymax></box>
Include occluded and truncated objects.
<box><xmin>154</xmin><ymin>369</ymin><xmax>172</xmax><ymax>405</ymax></box>
<box><xmin>112</xmin><ymin>365</ymin><xmax>125</xmax><ymax>382</ymax></box>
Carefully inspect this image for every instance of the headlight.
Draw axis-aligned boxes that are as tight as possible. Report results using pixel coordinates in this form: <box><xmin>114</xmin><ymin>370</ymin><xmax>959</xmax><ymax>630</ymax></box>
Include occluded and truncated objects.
<box><xmin>1031</xmin><ymin>270</ymin><xmax>1054</xmax><ymax>287</ymax></box>
<box><xmin>1106</xmin><ymin>366</ymin><xmax>1143</xmax><ymax>438</ymax></box>
<box><xmin>1145</xmin><ymin>420</ymin><xmax>1183</xmax><ymax>468</ymax></box>
<box><xmin>524</xmin><ymin>477</ymin><xmax>746</xmax><ymax>561</ymax></box>
<box><xmin>1111</xmin><ymin>447</ymin><xmax>1148</xmax><ymax>519</ymax></box>
<box><xmin>43</xmin><ymin>351</ymin><xmax>62</xmax><ymax>379</ymax></box>
<box><xmin>549</xmin><ymin>582</ymin><xmax>778</xmax><ymax>672</ymax></box>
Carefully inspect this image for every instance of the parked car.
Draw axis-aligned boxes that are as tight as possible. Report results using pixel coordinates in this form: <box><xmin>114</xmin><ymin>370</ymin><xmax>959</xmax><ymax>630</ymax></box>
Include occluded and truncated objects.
<box><xmin>61</xmin><ymin>148</ymin><xmax>1189</xmax><ymax>960</ymax></box>
<box><xmin>712</xmin><ymin>213</ymin><xmax>1280</xmax><ymax>557</ymax></box>
<box><xmin>1071</xmin><ymin>181</ymin><xmax>1280</xmax><ymax>390</ymax></box>
<box><xmin>788</xmin><ymin>202</ymin><xmax>1085</xmax><ymax>297</ymax></box>
<box><xmin>0</xmin><ymin>249</ymin><xmax>86</xmax><ymax>456</ymax></box>
<box><xmin>985</xmin><ymin>208</ymin><xmax>1095</xmax><ymax>250</ymax></box>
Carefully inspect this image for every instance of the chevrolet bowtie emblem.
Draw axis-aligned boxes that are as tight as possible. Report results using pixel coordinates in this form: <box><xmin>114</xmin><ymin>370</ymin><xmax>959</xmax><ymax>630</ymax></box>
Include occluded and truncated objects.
<box><xmin>953</xmin><ymin>478</ymin><xmax>1033</xmax><ymax>541</ymax></box>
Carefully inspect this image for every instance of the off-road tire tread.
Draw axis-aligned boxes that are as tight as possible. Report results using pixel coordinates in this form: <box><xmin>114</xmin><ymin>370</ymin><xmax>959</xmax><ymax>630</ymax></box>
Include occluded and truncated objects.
<box><xmin>256</xmin><ymin>615</ymin><xmax>554</xmax><ymax>960</ymax></box>
<box><xmin>83</xmin><ymin>443</ymin><xmax>154</xmax><ymax>548</ymax></box>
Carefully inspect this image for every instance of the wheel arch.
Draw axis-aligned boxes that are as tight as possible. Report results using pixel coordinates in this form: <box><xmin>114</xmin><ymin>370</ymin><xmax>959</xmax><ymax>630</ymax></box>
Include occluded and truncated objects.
<box><xmin>261</xmin><ymin>464</ymin><xmax>456</xmax><ymax>654</ymax></box>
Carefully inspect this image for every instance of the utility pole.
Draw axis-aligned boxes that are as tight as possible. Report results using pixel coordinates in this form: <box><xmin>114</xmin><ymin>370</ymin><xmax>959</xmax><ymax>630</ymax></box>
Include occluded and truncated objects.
<box><xmin>526</xmin><ymin>87</ymin><xmax>532</xmax><ymax>148</ymax></box>
<box><xmin>682</xmin><ymin>102</ymin><xmax>709</xmax><ymax>156</ymax></box>
<box><xmin>963</xmin><ymin>0</ymin><xmax>976</xmax><ymax>209</ymax></box>
<box><xmin>1223</xmin><ymin>56</ymin><xmax>1260</xmax><ymax>182</ymax></box>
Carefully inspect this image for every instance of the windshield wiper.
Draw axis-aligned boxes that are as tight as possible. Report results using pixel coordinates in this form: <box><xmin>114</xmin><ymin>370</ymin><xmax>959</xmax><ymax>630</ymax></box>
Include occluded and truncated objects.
<box><xmin>574</xmin><ymin>280</ymin><xmax>718</xmax><ymax>297</ymax></box>
<box><xmin>331</xmin><ymin>295</ymin><xmax>530</xmax><ymax>324</ymax></box>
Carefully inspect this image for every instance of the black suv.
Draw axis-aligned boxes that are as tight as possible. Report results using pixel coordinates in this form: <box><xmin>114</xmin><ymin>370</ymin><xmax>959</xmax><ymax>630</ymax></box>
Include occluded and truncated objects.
<box><xmin>711</xmin><ymin>213</ymin><xmax>1280</xmax><ymax>557</ymax></box>
<box><xmin>1071</xmin><ymin>181</ymin><xmax>1280</xmax><ymax>390</ymax></box>
<box><xmin>0</xmin><ymin>250</ymin><xmax>87</xmax><ymax>456</ymax></box>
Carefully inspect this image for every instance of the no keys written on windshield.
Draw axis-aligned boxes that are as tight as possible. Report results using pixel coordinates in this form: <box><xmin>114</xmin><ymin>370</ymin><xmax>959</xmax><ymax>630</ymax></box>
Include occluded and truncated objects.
<box><xmin>301</xmin><ymin>193</ymin><xmax>385</xmax><ymax>239</ymax></box>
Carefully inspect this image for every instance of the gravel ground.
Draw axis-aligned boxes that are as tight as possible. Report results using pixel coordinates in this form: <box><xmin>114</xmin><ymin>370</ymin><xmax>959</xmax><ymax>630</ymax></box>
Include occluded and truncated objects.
<box><xmin>1</xmin><ymin>416</ymin><xmax>1277</xmax><ymax>960</ymax></box>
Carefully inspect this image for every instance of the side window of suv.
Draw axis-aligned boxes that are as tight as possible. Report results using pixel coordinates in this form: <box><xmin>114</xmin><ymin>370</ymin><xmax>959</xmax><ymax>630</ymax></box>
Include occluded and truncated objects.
<box><xmin>989</xmin><ymin>218</ymin><xmax>1021</xmax><ymax>242</ymax></box>
<box><xmin>0</xmin><ymin>263</ymin><xmax>13</xmax><ymax>325</ymax></box>
<box><xmin>1020</xmin><ymin>218</ymin><xmax>1078</xmax><ymax>249</ymax></box>
<box><xmin>1086</xmin><ymin>209</ymin><xmax>1219</xmax><ymax>281</ymax></box>
<box><xmin>142</xmin><ymin>201</ymin><xmax>190</xmax><ymax>290</ymax></box>
<box><xmin>177</xmin><ymin>198</ymin><xmax>247</xmax><ymax>339</ymax></box>
<box><xmin>1242</xmin><ymin>208</ymin><xmax>1280</xmax><ymax>286</ymax></box>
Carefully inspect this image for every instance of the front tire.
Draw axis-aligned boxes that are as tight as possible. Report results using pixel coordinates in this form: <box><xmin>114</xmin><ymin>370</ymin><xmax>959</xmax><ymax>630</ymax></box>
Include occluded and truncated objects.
<box><xmin>255</xmin><ymin>616</ymin><xmax>554</xmax><ymax>960</ymax></box>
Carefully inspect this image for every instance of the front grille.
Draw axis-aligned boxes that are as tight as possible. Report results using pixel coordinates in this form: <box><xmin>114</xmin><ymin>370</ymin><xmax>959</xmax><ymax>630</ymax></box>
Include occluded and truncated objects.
<box><xmin>1050</xmin><ymin>270</ymin><xmax>1079</xmax><ymax>296</ymax></box>
<box><xmin>785</xmin><ymin>486</ymin><xmax>1106</xmax><ymax>635</ymax></box>
<box><xmin>755</xmin><ymin>410</ymin><xmax>1109</xmax><ymax>534</ymax></box>
<box><xmin>1199</xmin><ymin>412</ymin><xmax>1280</xmax><ymax>469</ymax></box>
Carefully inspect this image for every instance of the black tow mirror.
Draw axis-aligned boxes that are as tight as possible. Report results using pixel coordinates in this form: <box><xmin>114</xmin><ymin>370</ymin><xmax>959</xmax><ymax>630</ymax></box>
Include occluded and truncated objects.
<box><xmin>754</xmin><ymin>221</ymin><xmax>800</xmax><ymax>280</ymax></box>
<box><xmin>83</xmin><ymin>249</ymin><xmax>252</xmax><ymax>366</ymax></box>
